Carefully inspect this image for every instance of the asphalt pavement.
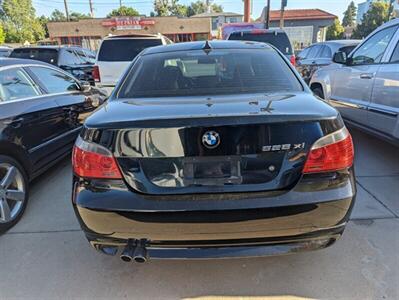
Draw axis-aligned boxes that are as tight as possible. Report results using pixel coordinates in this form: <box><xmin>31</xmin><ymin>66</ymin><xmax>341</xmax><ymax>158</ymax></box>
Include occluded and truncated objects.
<box><xmin>0</xmin><ymin>127</ymin><xmax>398</xmax><ymax>300</ymax></box>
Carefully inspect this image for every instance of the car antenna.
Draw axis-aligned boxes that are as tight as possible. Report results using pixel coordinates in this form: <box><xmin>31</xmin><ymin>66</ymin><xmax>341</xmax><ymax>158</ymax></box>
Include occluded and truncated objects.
<box><xmin>202</xmin><ymin>40</ymin><xmax>212</xmax><ymax>54</ymax></box>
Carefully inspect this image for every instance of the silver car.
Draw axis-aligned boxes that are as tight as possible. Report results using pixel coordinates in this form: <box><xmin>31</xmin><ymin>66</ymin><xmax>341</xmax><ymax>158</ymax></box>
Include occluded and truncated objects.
<box><xmin>310</xmin><ymin>18</ymin><xmax>399</xmax><ymax>145</ymax></box>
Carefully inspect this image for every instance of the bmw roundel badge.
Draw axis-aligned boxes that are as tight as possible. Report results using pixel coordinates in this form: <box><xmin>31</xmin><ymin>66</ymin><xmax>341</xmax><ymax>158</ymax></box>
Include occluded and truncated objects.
<box><xmin>202</xmin><ymin>131</ymin><xmax>220</xmax><ymax>149</ymax></box>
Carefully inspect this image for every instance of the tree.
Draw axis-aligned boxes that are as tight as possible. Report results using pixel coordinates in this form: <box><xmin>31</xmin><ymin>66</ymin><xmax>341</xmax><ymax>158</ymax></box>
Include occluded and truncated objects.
<box><xmin>0</xmin><ymin>0</ymin><xmax>44</xmax><ymax>43</ymax></box>
<box><xmin>69</xmin><ymin>12</ymin><xmax>91</xmax><ymax>21</ymax></box>
<box><xmin>326</xmin><ymin>19</ymin><xmax>345</xmax><ymax>40</ymax></box>
<box><xmin>352</xmin><ymin>1</ymin><xmax>389</xmax><ymax>39</ymax></box>
<box><xmin>186</xmin><ymin>1</ymin><xmax>223</xmax><ymax>16</ymax></box>
<box><xmin>0</xmin><ymin>24</ymin><xmax>5</xmax><ymax>44</ymax></box>
<box><xmin>107</xmin><ymin>6</ymin><xmax>140</xmax><ymax>18</ymax></box>
<box><xmin>37</xmin><ymin>15</ymin><xmax>49</xmax><ymax>38</ymax></box>
<box><xmin>342</xmin><ymin>1</ymin><xmax>357</xmax><ymax>27</ymax></box>
<box><xmin>154</xmin><ymin>0</ymin><xmax>170</xmax><ymax>16</ymax></box>
<box><xmin>49</xmin><ymin>9</ymin><xmax>67</xmax><ymax>22</ymax></box>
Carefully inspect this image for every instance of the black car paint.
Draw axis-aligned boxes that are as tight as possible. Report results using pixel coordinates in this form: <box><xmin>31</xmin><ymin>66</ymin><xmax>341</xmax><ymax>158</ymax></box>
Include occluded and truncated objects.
<box><xmin>10</xmin><ymin>47</ymin><xmax>95</xmax><ymax>85</ymax></box>
<box><xmin>72</xmin><ymin>41</ymin><xmax>356</xmax><ymax>260</ymax></box>
<box><xmin>0</xmin><ymin>61</ymin><xmax>106</xmax><ymax>179</ymax></box>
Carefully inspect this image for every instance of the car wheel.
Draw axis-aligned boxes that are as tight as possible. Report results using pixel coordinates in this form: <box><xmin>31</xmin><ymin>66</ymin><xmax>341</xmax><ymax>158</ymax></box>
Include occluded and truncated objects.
<box><xmin>0</xmin><ymin>155</ymin><xmax>29</xmax><ymax>234</ymax></box>
<box><xmin>312</xmin><ymin>87</ymin><xmax>325</xmax><ymax>99</ymax></box>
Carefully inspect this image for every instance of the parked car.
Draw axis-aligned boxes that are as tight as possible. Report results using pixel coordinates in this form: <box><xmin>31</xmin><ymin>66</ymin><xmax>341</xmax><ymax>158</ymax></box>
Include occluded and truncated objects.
<box><xmin>296</xmin><ymin>40</ymin><xmax>361</xmax><ymax>84</ymax></box>
<box><xmin>0</xmin><ymin>58</ymin><xmax>107</xmax><ymax>233</ymax></box>
<box><xmin>10</xmin><ymin>46</ymin><xmax>96</xmax><ymax>85</ymax></box>
<box><xmin>0</xmin><ymin>46</ymin><xmax>13</xmax><ymax>58</ymax></box>
<box><xmin>227</xmin><ymin>28</ymin><xmax>296</xmax><ymax>65</ymax></box>
<box><xmin>93</xmin><ymin>34</ymin><xmax>172</xmax><ymax>94</ymax></box>
<box><xmin>310</xmin><ymin>19</ymin><xmax>399</xmax><ymax>145</ymax></box>
<box><xmin>72</xmin><ymin>41</ymin><xmax>356</xmax><ymax>263</ymax></box>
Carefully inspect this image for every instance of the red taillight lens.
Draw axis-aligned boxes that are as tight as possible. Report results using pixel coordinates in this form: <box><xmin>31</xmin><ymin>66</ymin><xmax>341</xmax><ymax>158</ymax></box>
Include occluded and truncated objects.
<box><xmin>290</xmin><ymin>54</ymin><xmax>296</xmax><ymax>66</ymax></box>
<box><xmin>92</xmin><ymin>65</ymin><xmax>100</xmax><ymax>82</ymax></box>
<box><xmin>303</xmin><ymin>127</ymin><xmax>354</xmax><ymax>174</ymax></box>
<box><xmin>72</xmin><ymin>137</ymin><xmax>121</xmax><ymax>179</ymax></box>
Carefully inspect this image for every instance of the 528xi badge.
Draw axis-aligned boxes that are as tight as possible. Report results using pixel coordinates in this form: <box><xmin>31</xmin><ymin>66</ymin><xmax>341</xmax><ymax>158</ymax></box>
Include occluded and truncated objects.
<box><xmin>262</xmin><ymin>143</ymin><xmax>306</xmax><ymax>152</ymax></box>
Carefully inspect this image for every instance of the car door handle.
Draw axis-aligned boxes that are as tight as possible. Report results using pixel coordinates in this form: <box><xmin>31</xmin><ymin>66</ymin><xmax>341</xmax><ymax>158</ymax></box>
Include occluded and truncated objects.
<box><xmin>360</xmin><ymin>73</ymin><xmax>374</xmax><ymax>79</ymax></box>
<box><xmin>3</xmin><ymin>117</ymin><xmax>24</xmax><ymax>127</ymax></box>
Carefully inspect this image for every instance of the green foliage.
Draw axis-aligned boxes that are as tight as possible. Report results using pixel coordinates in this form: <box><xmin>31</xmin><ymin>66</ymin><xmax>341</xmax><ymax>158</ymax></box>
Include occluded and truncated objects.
<box><xmin>69</xmin><ymin>12</ymin><xmax>91</xmax><ymax>21</ymax></box>
<box><xmin>106</xmin><ymin>6</ymin><xmax>140</xmax><ymax>18</ymax></box>
<box><xmin>37</xmin><ymin>15</ymin><xmax>49</xmax><ymax>38</ymax></box>
<box><xmin>0</xmin><ymin>25</ymin><xmax>5</xmax><ymax>44</ymax></box>
<box><xmin>187</xmin><ymin>1</ymin><xmax>223</xmax><ymax>16</ymax></box>
<box><xmin>153</xmin><ymin>0</ymin><xmax>223</xmax><ymax>17</ymax></box>
<box><xmin>352</xmin><ymin>1</ymin><xmax>390</xmax><ymax>39</ymax></box>
<box><xmin>154</xmin><ymin>0</ymin><xmax>170</xmax><ymax>16</ymax></box>
<box><xmin>49</xmin><ymin>9</ymin><xmax>91</xmax><ymax>22</ymax></box>
<box><xmin>342</xmin><ymin>1</ymin><xmax>357</xmax><ymax>27</ymax></box>
<box><xmin>326</xmin><ymin>19</ymin><xmax>345</xmax><ymax>40</ymax></box>
<box><xmin>0</xmin><ymin>0</ymin><xmax>44</xmax><ymax>43</ymax></box>
<box><xmin>50</xmin><ymin>9</ymin><xmax>66</xmax><ymax>22</ymax></box>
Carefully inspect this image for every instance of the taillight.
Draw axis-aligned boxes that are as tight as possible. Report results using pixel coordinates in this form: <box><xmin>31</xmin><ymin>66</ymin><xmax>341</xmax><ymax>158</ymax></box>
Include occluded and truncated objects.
<box><xmin>290</xmin><ymin>54</ymin><xmax>296</xmax><ymax>66</ymax></box>
<box><xmin>303</xmin><ymin>127</ymin><xmax>354</xmax><ymax>174</ymax></box>
<box><xmin>72</xmin><ymin>136</ymin><xmax>122</xmax><ymax>179</ymax></box>
<box><xmin>92</xmin><ymin>65</ymin><xmax>100</xmax><ymax>82</ymax></box>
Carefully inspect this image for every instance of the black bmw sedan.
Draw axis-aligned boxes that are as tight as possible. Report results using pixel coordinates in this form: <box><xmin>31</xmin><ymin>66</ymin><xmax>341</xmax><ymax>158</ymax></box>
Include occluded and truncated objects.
<box><xmin>72</xmin><ymin>41</ymin><xmax>356</xmax><ymax>262</ymax></box>
<box><xmin>0</xmin><ymin>58</ymin><xmax>106</xmax><ymax>233</ymax></box>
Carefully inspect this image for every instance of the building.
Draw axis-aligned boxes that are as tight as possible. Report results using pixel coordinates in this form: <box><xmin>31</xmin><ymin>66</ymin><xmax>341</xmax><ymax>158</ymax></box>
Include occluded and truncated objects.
<box><xmin>47</xmin><ymin>16</ymin><xmax>212</xmax><ymax>50</ymax></box>
<box><xmin>356</xmin><ymin>0</ymin><xmax>390</xmax><ymax>24</ymax></box>
<box><xmin>191</xmin><ymin>12</ymin><xmax>243</xmax><ymax>37</ymax></box>
<box><xmin>258</xmin><ymin>9</ymin><xmax>337</xmax><ymax>49</ymax></box>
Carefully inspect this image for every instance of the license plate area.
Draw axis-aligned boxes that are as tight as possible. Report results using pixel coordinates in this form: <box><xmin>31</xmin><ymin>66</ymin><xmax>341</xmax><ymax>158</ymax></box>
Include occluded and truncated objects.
<box><xmin>183</xmin><ymin>156</ymin><xmax>242</xmax><ymax>186</ymax></box>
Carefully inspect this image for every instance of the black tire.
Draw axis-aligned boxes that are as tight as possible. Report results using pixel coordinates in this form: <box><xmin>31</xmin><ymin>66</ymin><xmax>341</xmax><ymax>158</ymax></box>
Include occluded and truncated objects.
<box><xmin>312</xmin><ymin>86</ymin><xmax>325</xmax><ymax>99</ymax></box>
<box><xmin>0</xmin><ymin>155</ymin><xmax>29</xmax><ymax>234</ymax></box>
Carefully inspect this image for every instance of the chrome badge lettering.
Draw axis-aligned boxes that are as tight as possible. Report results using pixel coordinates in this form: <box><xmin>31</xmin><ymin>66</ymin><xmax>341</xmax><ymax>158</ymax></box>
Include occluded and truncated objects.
<box><xmin>262</xmin><ymin>143</ymin><xmax>305</xmax><ymax>152</ymax></box>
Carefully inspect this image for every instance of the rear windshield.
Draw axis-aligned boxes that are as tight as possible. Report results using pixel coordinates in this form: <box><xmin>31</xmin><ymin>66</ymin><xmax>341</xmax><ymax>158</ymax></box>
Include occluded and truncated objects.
<box><xmin>117</xmin><ymin>49</ymin><xmax>302</xmax><ymax>98</ymax></box>
<box><xmin>229</xmin><ymin>32</ymin><xmax>293</xmax><ymax>55</ymax></box>
<box><xmin>98</xmin><ymin>38</ymin><xmax>162</xmax><ymax>62</ymax></box>
<box><xmin>10</xmin><ymin>48</ymin><xmax>59</xmax><ymax>65</ymax></box>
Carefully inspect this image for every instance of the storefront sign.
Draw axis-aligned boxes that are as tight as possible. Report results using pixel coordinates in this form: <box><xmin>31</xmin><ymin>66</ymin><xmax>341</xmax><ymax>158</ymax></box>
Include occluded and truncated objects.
<box><xmin>102</xmin><ymin>17</ymin><xmax>155</xmax><ymax>30</ymax></box>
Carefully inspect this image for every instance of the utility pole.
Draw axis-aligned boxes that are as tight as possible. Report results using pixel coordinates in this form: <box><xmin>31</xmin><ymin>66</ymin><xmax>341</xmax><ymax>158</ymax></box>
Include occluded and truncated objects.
<box><xmin>64</xmin><ymin>0</ymin><xmax>70</xmax><ymax>21</ymax></box>
<box><xmin>279</xmin><ymin>0</ymin><xmax>287</xmax><ymax>29</ymax></box>
<box><xmin>265</xmin><ymin>0</ymin><xmax>271</xmax><ymax>29</ymax></box>
<box><xmin>89</xmin><ymin>0</ymin><xmax>94</xmax><ymax>17</ymax></box>
<box><xmin>206</xmin><ymin>0</ymin><xmax>211</xmax><ymax>13</ymax></box>
<box><xmin>119</xmin><ymin>0</ymin><xmax>122</xmax><ymax>8</ymax></box>
<box><xmin>244</xmin><ymin>0</ymin><xmax>251</xmax><ymax>22</ymax></box>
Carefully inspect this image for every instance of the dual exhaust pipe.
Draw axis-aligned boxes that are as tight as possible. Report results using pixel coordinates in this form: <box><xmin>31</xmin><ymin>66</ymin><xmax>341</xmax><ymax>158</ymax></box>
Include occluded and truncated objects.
<box><xmin>120</xmin><ymin>239</ymin><xmax>148</xmax><ymax>263</ymax></box>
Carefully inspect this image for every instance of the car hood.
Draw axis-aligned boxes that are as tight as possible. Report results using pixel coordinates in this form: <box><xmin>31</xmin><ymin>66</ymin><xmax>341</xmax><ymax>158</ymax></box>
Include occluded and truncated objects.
<box><xmin>85</xmin><ymin>92</ymin><xmax>339</xmax><ymax>128</ymax></box>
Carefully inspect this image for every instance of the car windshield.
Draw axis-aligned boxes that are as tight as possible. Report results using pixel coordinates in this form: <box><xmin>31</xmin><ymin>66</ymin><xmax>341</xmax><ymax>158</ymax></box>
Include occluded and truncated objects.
<box><xmin>10</xmin><ymin>48</ymin><xmax>59</xmax><ymax>65</ymax></box>
<box><xmin>229</xmin><ymin>32</ymin><xmax>293</xmax><ymax>55</ymax></box>
<box><xmin>117</xmin><ymin>48</ymin><xmax>302</xmax><ymax>98</ymax></box>
<box><xmin>98</xmin><ymin>38</ymin><xmax>163</xmax><ymax>62</ymax></box>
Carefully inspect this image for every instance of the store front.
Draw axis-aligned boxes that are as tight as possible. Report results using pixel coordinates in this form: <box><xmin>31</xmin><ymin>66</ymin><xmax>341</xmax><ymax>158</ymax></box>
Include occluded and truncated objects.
<box><xmin>47</xmin><ymin>16</ymin><xmax>212</xmax><ymax>50</ymax></box>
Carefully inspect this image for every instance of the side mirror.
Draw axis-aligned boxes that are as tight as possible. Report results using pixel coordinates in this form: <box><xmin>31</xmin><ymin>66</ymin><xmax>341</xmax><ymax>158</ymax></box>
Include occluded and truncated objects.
<box><xmin>80</xmin><ymin>81</ymin><xmax>91</xmax><ymax>92</ymax></box>
<box><xmin>333</xmin><ymin>51</ymin><xmax>347</xmax><ymax>64</ymax></box>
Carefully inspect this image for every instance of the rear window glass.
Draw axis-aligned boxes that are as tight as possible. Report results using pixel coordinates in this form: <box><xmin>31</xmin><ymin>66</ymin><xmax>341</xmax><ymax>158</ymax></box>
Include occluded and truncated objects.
<box><xmin>10</xmin><ymin>48</ymin><xmax>59</xmax><ymax>65</ymax></box>
<box><xmin>228</xmin><ymin>32</ymin><xmax>293</xmax><ymax>55</ymax></box>
<box><xmin>98</xmin><ymin>39</ymin><xmax>162</xmax><ymax>62</ymax></box>
<box><xmin>117</xmin><ymin>49</ymin><xmax>302</xmax><ymax>98</ymax></box>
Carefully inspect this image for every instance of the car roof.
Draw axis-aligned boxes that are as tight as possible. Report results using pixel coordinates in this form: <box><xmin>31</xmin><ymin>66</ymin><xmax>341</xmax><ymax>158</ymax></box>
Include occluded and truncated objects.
<box><xmin>230</xmin><ymin>28</ymin><xmax>287</xmax><ymax>35</ymax></box>
<box><xmin>141</xmin><ymin>40</ymin><xmax>272</xmax><ymax>55</ymax></box>
<box><xmin>0</xmin><ymin>57</ymin><xmax>55</xmax><ymax>68</ymax></box>
<box><xmin>323</xmin><ymin>39</ymin><xmax>361</xmax><ymax>46</ymax></box>
<box><xmin>105</xmin><ymin>33</ymin><xmax>163</xmax><ymax>40</ymax></box>
<box><xmin>376</xmin><ymin>18</ymin><xmax>399</xmax><ymax>31</ymax></box>
<box><xmin>12</xmin><ymin>45</ymin><xmax>88</xmax><ymax>51</ymax></box>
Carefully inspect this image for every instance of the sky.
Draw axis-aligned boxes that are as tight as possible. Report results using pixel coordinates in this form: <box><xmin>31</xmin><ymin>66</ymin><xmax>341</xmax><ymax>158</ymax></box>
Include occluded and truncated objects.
<box><xmin>33</xmin><ymin>0</ymin><xmax>365</xmax><ymax>20</ymax></box>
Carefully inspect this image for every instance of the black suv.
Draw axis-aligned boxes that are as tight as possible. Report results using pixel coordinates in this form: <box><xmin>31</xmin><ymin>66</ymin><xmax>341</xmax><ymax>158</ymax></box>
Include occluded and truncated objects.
<box><xmin>10</xmin><ymin>46</ymin><xmax>96</xmax><ymax>85</ymax></box>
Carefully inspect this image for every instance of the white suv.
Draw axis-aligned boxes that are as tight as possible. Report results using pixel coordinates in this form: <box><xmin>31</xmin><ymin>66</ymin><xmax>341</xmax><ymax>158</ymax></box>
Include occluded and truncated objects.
<box><xmin>93</xmin><ymin>34</ymin><xmax>172</xmax><ymax>94</ymax></box>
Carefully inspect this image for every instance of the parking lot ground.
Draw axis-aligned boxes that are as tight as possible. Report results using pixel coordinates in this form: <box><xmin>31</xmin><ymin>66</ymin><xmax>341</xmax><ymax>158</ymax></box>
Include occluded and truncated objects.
<box><xmin>0</xmin><ymin>127</ymin><xmax>398</xmax><ymax>300</ymax></box>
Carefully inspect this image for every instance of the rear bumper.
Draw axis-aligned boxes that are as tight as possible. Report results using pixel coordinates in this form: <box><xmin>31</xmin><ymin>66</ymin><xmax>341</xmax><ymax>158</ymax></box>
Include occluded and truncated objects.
<box><xmin>72</xmin><ymin>169</ymin><xmax>356</xmax><ymax>259</ymax></box>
